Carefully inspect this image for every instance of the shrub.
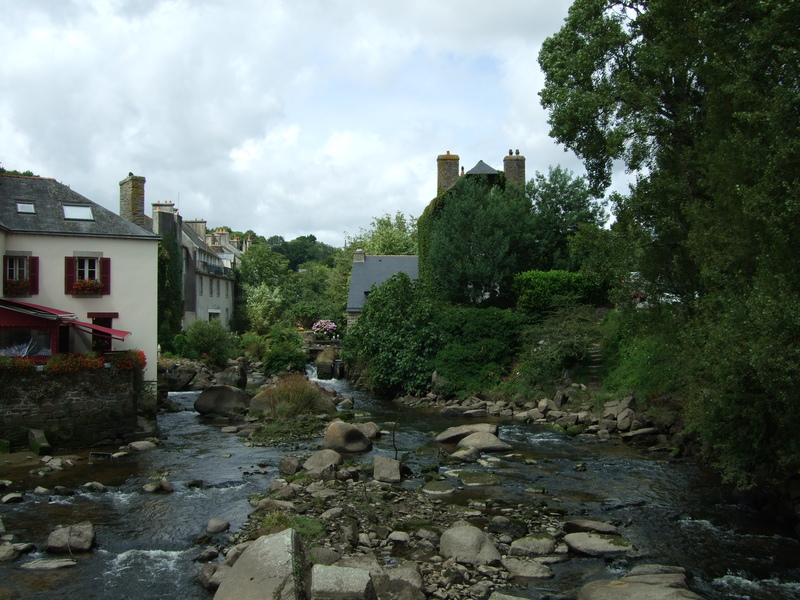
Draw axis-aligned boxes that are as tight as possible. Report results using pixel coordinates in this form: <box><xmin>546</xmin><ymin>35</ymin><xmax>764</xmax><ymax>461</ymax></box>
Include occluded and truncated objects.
<box><xmin>262</xmin><ymin>324</ymin><xmax>307</xmax><ymax>376</ymax></box>
<box><xmin>0</xmin><ymin>356</ymin><xmax>36</xmax><ymax>374</ymax></box>
<box><xmin>514</xmin><ymin>303</ymin><xmax>602</xmax><ymax>387</ymax></box>
<box><xmin>258</xmin><ymin>373</ymin><xmax>332</xmax><ymax>419</ymax></box>
<box><xmin>431</xmin><ymin>306</ymin><xmax>526</xmax><ymax>397</ymax></box>
<box><xmin>515</xmin><ymin>270</ymin><xmax>603</xmax><ymax>315</ymax></box>
<box><xmin>240</xmin><ymin>331</ymin><xmax>269</xmax><ymax>361</ymax></box>
<box><xmin>185</xmin><ymin>319</ymin><xmax>236</xmax><ymax>367</ymax></box>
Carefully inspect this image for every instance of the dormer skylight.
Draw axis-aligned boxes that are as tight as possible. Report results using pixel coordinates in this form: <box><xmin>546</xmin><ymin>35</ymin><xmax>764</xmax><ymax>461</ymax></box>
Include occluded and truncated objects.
<box><xmin>63</xmin><ymin>205</ymin><xmax>94</xmax><ymax>220</ymax></box>
<box><xmin>16</xmin><ymin>201</ymin><xmax>35</xmax><ymax>214</ymax></box>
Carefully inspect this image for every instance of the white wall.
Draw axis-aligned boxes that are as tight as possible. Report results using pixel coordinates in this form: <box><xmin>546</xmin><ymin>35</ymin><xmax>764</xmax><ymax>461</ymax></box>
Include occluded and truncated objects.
<box><xmin>4</xmin><ymin>233</ymin><xmax>159</xmax><ymax>381</ymax></box>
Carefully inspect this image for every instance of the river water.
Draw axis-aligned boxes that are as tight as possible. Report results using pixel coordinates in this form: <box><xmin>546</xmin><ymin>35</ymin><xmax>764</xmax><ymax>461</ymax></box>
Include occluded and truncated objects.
<box><xmin>2</xmin><ymin>377</ymin><xmax>800</xmax><ymax>600</ymax></box>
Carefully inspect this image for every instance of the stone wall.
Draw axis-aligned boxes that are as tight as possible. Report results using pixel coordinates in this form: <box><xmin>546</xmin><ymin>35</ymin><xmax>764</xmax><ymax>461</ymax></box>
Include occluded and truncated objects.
<box><xmin>0</xmin><ymin>371</ymin><xmax>139</xmax><ymax>451</ymax></box>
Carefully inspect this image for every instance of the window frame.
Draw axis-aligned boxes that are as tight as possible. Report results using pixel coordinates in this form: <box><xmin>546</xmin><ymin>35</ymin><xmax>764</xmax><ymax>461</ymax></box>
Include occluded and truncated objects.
<box><xmin>65</xmin><ymin>256</ymin><xmax>110</xmax><ymax>295</ymax></box>
<box><xmin>3</xmin><ymin>255</ymin><xmax>39</xmax><ymax>296</ymax></box>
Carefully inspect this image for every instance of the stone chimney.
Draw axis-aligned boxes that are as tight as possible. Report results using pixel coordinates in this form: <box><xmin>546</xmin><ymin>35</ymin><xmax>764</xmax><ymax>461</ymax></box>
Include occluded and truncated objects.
<box><xmin>151</xmin><ymin>201</ymin><xmax>175</xmax><ymax>234</ymax></box>
<box><xmin>218</xmin><ymin>228</ymin><xmax>230</xmax><ymax>247</ymax></box>
<box><xmin>354</xmin><ymin>248</ymin><xmax>365</xmax><ymax>263</ymax></box>
<box><xmin>503</xmin><ymin>149</ymin><xmax>526</xmax><ymax>189</ymax></box>
<box><xmin>119</xmin><ymin>174</ymin><xmax>147</xmax><ymax>228</ymax></box>
<box><xmin>185</xmin><ymin>219</ymin><xmax>207</xmax><ymax>238</ymax></box>
<box><xmin>437</xmin><ymin>151</ymin><xmax>460</xmax><ymax>196</ymax></box>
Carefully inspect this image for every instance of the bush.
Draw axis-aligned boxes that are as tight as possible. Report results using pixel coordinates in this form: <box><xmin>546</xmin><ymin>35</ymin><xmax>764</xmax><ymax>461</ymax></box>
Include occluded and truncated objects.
<box><xmin>257</xmin><ymin>373</ymin><xmax>333</xmax><ymax>419</ymax></box>
<box><xmin>515</xmin><ymin>270</ymin><xmax>603</xmax><ymax>315</ymax></box>
<box><xmin>431</xmin><ymin>306</ymin><xmax>525</xmax><ymax>397</ymax></box>
<box><xmin>262</xmin><ymin>324</ymin><xmax>307</xmax><ymax>376</ymax></box>
<box><xmin>342</xmin><ymin>273</ymin><xmax>442</xmax><ymax>396</ymax></box>
<box><xmin>185</xmin><ymin>319</ymin><xmax>237</xmax><ymax>368</ymax></box>
<box><xmin>514</xmin><ymin>303</ymin><xmax>602</xmax><ymax>387</ymax></box>
<box><xmin>240</xmin><ymin>331</ymin><xmax>269</xmax><ymax>361</ymax></box>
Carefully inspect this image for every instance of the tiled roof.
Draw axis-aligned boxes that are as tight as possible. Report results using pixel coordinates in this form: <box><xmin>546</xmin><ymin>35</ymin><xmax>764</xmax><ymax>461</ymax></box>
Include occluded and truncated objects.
<box><xmin>0</xmin><ymin>174</ymin><xmax>159</xmax><ymax>240</ymax></box>
<box><xmin>346</xmin><ymin>255</ymin><xmax>419</xmax><ymax>312</ymax></box>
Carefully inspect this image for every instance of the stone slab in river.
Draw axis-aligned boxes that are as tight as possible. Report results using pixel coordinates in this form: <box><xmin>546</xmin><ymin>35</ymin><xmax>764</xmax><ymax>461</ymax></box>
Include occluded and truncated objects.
<box><xmin>214</xmin><ymin>529</ymin><xmax>305</xmax><ymax>600</ymax></box>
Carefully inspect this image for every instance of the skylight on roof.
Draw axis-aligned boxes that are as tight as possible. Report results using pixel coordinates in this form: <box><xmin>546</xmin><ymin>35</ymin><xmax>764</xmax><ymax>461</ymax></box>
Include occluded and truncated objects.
<box><xmin>63</xmin><ymin>205</ymin><xmax>94</xmax><ymax>220</ymax></box>
<box><xmin>16</xmin><ymin>202</ymin><xmax>35</xmax><ymax>214</ymax></box>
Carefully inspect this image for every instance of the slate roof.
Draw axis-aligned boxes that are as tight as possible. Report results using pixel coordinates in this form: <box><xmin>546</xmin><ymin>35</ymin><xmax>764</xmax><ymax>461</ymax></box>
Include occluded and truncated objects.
<box><xmin>0</xmin><ymin>174</ymin><xmax>160</xmax><ymax>240</ymax></box>
<box><xmin>465</xmin><ymin>160</ymin><xmax>499</xmax><ymax>175</ymax></box>
<box><xmin>346</xmin><ymin>255</ymin><xmax>419</xmax><ymax>312</ymax></box>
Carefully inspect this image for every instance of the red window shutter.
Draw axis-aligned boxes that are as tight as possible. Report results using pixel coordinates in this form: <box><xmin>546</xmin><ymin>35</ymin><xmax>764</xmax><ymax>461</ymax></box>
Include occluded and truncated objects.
<box><xmin>28</xmin><ymin>257</ymin><xmax>39</xmax><ymax>295</ymax></box>
<box><xmin>100</xmin><ymin>257</ymin><xmax>111</xmax><ymax>295</ymax></box>
<box><xmin>2</xmin><ymin>256</ymin><xmax>8</xmax><ymax>296</ymax></box>
<box><xmin>65</xmin><ymin>257</ymin><xmax>77</xmax><ymax>294</ymax></box>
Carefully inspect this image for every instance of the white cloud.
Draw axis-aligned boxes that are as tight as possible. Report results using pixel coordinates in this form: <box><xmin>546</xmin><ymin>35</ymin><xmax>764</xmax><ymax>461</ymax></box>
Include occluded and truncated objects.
<box><xmin>0</xmin><ymin>0</ymin><xmax>581</xmax><ymax>246</ymax></box>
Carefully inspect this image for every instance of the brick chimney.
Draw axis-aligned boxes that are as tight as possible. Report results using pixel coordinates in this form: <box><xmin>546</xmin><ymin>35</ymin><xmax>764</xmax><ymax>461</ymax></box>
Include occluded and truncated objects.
<box><xmin>437</xmin><ymin>151</ymin><xmax>460</xmax><ymax>196</ymax></box>
<box><xmin>503</xmin><ymin>149</ymin><xmax>526</xmax><ymax>189</ymax></box>
<box><xmin>119</xmin><ymin>173</ymin><xmax>147</xmax><ymax>228</ymax></box>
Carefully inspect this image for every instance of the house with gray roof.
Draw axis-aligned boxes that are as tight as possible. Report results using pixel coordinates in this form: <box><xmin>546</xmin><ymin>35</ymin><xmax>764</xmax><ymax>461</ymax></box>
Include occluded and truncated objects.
<box><xmin>346</xmin><ymin>248</ymin><xmax>419</xmax><ymax>327</ymax></box>
<box><xmin>0</xmin><ymin>173</ymin><xmax>160</xmax><ymax>380</ymax></box>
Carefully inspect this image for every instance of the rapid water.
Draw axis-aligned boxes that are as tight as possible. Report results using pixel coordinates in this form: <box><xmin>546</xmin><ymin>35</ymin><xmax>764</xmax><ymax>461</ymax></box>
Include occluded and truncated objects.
<box><xmin>1</xmin><ymin>381</ymin><xmax>799</xmax><ymax>599</ymax></box>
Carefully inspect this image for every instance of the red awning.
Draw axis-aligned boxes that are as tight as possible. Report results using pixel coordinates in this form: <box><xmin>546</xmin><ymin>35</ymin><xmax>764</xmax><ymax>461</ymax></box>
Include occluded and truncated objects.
<box><xmin>0</xmin><ymin>299</ymin><xmax>76</xmax><ymax>320</ymax></box>
<box><xmin>69</xmin><ymin>321</ymin><xmax>131</xmax><ymax>341</ymax></box>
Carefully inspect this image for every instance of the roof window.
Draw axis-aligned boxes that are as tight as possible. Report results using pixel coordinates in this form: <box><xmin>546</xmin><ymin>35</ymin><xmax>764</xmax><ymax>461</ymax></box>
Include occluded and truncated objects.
<box><xmin>16</xmin><ymin>202</ymin><xmax>35</xmax><ymax>214</ymax></box>
<box><xmin>63</xmin><ymin>205</ymin><xmax>94</xmax><ymax>220</ymax></box>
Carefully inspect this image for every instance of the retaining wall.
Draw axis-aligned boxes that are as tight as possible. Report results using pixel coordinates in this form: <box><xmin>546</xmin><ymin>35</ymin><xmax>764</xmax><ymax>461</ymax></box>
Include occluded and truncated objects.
<box><xmin>0</xmin><ymin>370</ymin><xmax>139</xmax><ymax>450</ymax></box>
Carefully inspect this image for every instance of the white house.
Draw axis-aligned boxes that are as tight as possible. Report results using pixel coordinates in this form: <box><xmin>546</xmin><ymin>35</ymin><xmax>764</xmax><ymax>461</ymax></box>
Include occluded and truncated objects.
<box><xmin>0</xmin><ymin>173</ymin><xmax>160</xmax><ymax>381</ymax></box>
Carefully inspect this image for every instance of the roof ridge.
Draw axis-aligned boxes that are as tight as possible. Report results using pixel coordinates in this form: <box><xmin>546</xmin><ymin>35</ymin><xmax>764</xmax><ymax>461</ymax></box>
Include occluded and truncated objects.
<box><xmin>0</xmin><ymin>173</ymin><xmax>56</xmax><ymax>181</ymax></box>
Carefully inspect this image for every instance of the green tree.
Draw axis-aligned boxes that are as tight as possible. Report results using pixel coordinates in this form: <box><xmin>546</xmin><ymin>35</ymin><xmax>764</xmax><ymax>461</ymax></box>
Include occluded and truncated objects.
<box><xmin>237</xmin><ymin>243</ymin><xmax>290</xmax><ymax>289</ymax></box>
<box><xmin>527</xmin><ymin>166</ymin><xmax>605</xmax><ymax>272</ymax></box>
<box><xmin>427</xmin><ymin>177</ymin><xmax>534</xmax><ymax>306</ymax></box>
<box><xmin>540</xmin><ymin>0</ymin><xmax>800</xmax><ymax>487</ymax></box>
<box><xmin>245</xmin><ymin>283</ymin><xmax>289</xmax><ymax>336</ymax></box>
<box><xmin>348</xmin><ymin>211</ymin><xmax>417</xmax><ymax>255</ymax></box>
<box><xmin>341</xmin><ymin>273</ymin><xmax>440</xmax><ymax>395</ymax></box>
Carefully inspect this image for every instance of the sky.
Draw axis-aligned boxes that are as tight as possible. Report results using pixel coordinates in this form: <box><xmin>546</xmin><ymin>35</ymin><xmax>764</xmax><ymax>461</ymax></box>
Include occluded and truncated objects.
<box><xmin>0</xmin><ymin>0</ymin><xmax>589</xmax><ymax>247</ymax></box>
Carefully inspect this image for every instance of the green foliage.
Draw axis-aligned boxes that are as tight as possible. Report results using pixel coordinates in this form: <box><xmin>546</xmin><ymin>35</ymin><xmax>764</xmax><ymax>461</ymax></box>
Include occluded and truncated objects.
<box><xmin>515</xmin><ymin>270</ymin><xmax>603</xmax><ymax>315</ymax></box>
<box><xmin>515</xmin><ymin>303</ymin><xmax>602</xmax><ymax>386</ymax></box>
<box><xmin>347</xmin><ymin>211</ymin><xmax>418</xmax><ymax>255</ymax></box>
<box><xmin>527</xmin><ymin>166</ymin><xmax>606</xmax><ymax>272</ymax></box>
<box><xmin>342</xmin><ymin>273</ymin><xmax>441</xmax><ymax>396</ymax></box>
<box><xmin>185</xmin><ymin>319</ymin><xmax>237</xmax><ymax>368</ymax></box>
<box><xmin>599</xmin><ymin>308</ymin><xmax>687</xmax><ymax>400</ymax></box>
<box><xmin>256</xmin><ymin>373</ymin><xmax>334</xmax><ymax>420</ymax></box>
<box><xmin>256</xmin><ymin>511</ymin><xmax>326</xmax><ymax>543</ymax></box>
<box><xmin>237</xmin><ymin>243</ymin><xmax>290</xmax><ymax>288</ymax></box>
<box><xmin>157</xmin><ymin>235</ymin><xmax>184</xmax><ymax>349</ymax></box>
<box><xmin>245</xmin><ymin>283</ymin><xmax>288</xmax><ymax>336</ymax></box>
<box><xmin>240</xmin><ymin>331</ymin><xmax>269</xmax><ymax>361</ymax></box>
<box><xmin>172</xmin><ymin>334</ymin><xmax>196</xmax><ymax>359</ymax></box>
<box><xmin>426</xmin><ymin>177</ymin><xmax>534</xmax><ymax>306</ymax></box>
<box><xmin>262</xmin><ymin>324</ymin><xmax>307</xmax><ymax>376</ymax></box>
<box><xmin>431</xmin><ymin>307</ymin><xmax>525</xmax><ymax>397</ymax></box>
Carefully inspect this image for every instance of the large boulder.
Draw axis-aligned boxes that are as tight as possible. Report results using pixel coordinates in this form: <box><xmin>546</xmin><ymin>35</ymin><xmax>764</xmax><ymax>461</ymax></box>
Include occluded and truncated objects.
<box><xmin>310</xmin><ymin>564</ymin><xmax>374</xmax><ymax>599</ymax></box>
<box><xmin>163</xmin><ymin>361</ymin><xmax>197</xmax><ymax>391</ymax></box>
<box><xmin>213</xmin><ymin>529</ymin><xmax>305</xmax><ymax>600</ymax></box>
<box><xmin>194</xmin><ymin>386</ymin><xmax>249</xmax><ymax>419</ymax></box>
<box><xmin>563</xmin><ymin>532</ymin><xmax>631</xmax><ymax>557</ymax></box>
<box><xmin>439</xmin><ymin>522</ymin><xmax>501</xmax><ymax>566</ymax></box>
<box><xmin>216</xmin><ymin>364</ymin><xmax>247</xmax><ymax>389</ymax></box>
<box><xmin>577</xmin><ymin>565</ymin><xmax>703</xmax><ymax>599</ymax></box>
<box><xmin>435</xmin><ymin>423</ymin><xmax>498</xmax><ymax>444</ymax></box>
<box><xmin>373</xmin><ymin>455</ymin><xmax>401</xmax><ymax>483</ymax></box>
<box><xmin>303</xmin><ymin>449</ymin><xmax>343</xmax><ymax>472</ymax></box>
<box><xmin>46</xmin><ymin>522</ymin><xmax>96</xmax><ymax>553</ymax></box>
<box><xmin>456</xmin><ymin>432</ymin><xmax>512</xmax><ymax>453</ymax></box>
<box><xmin>322</xmin><ymin>421</ymin><xmax>372</xmax><ymax>453</ymax></box>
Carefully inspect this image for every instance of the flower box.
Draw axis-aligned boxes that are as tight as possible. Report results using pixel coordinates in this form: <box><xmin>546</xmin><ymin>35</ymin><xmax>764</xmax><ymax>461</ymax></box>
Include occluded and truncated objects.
<box><xmin>72</xmin><ymin>278</ymin><xmax>102</xmax><ymax>295</ymax></box>
<box><xmin>4</xmin><ymin>278</ymin><xmax>30</xmax><ymax>296</ymax></box>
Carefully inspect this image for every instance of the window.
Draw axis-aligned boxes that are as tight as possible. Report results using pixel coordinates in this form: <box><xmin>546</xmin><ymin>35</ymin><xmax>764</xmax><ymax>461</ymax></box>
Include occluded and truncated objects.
<box><xmin>63</xmin><ymin>205</ymin><xmax>94</xmax><ymax>220</ymax></box>
<box><xmin>216</xmin><ymin>279</ymin><xmax>220</xmax><ymax>297</ymax></box>
<box><xmin>0</xmin><ymin>329</ymin><xmax>52</xmax><ymax>358</ymax></box>
<box><xmin>16</xmin><ymin>202</ymin><xmax>35</xmax><ymax>214</ymax></box>
<box><xmin>65</xmin><ymin>256</ymin><xmax>110</xmax><ymax>295</ymax></box>
<box><xmin>199</xmin><ymin>276</ymin><xmax>203</xmax><ymax>296</ymax></box>
<box><xmin>3</xmin><ymin>255</ymin><xmax>39</xmax><ymax>296</ymax></box>
<box><xmin>225</xmin><ymin>281</ymin><xmax>229</xmax><ymax>298</ymax></box>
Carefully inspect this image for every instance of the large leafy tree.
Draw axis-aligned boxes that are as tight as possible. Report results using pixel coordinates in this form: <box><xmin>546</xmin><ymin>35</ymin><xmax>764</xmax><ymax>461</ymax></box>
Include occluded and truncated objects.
<box><xmin>527</xmin><ymin>165</ymin><xmax>606</xmax><ymax>272</ymax></box>
<box><xmin>236</xmin><ymin>243</ymin><xmax>290</xmax><ymax>289</ymax></box>
<box><xmin>427</xmin><ymin>177</ymin><xmax>534</xmax><ymax>306</ymax></box>
<box><xmin>348</xmin><ymin>211</ymin><xmax>417</xmax><ymax>256</ymax></box>
<box><xmin>540</xmin><ymin>0</ymin><xmax>800</xmax><ymax>487</ymax></box>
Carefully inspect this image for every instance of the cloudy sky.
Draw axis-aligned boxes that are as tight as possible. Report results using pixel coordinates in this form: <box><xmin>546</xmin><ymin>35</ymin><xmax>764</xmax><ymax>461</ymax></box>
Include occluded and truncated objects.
<box><xmin>0</xmin><ymin>0</ymin><xmax>586</xmax><ymax>247</ymax></box>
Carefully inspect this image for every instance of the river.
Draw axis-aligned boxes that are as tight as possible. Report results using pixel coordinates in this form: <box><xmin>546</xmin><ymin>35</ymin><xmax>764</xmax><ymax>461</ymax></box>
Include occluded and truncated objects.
<box><xmin>2</xmin><ymin>376</ymin><xmax>800</xmax><ymax>599</ymax></box>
